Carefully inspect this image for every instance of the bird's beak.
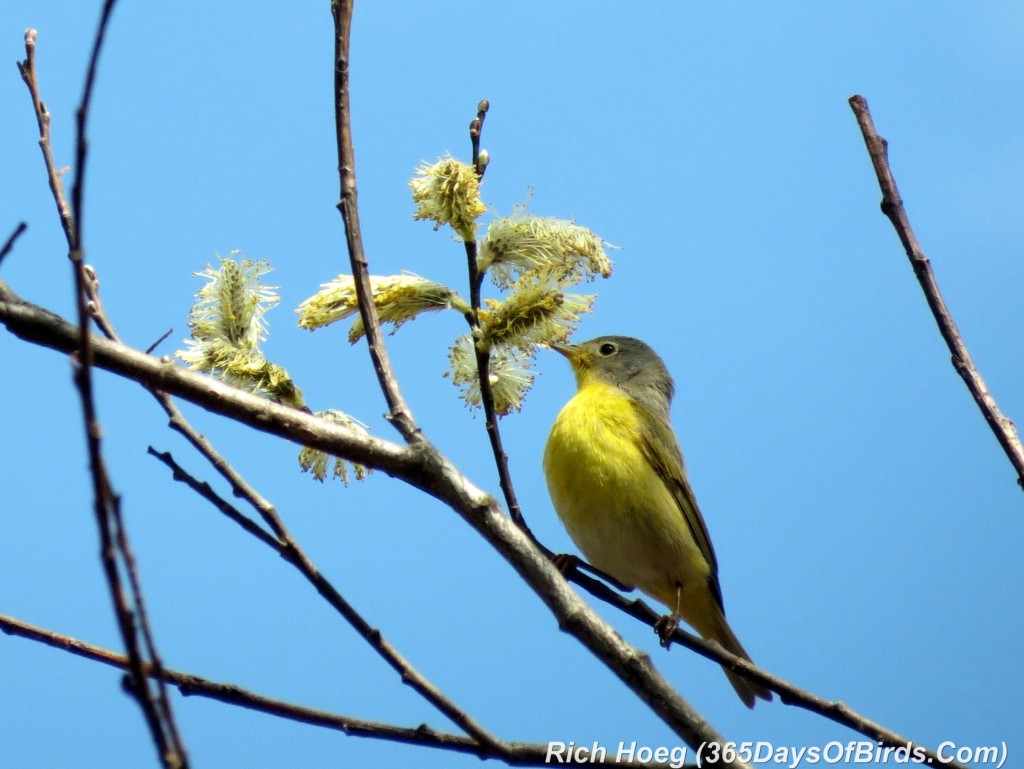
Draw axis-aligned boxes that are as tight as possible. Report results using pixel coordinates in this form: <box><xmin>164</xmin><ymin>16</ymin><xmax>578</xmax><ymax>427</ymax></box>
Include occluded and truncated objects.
<box><xmin>550</xmin><ymin>342</ymin><xmax>583</xmax><ymax>360</ymax></box>
<box><xmin>550</xmin><ymin>342</ymin><xmax>591</xmax><ymax>378</ymax></box>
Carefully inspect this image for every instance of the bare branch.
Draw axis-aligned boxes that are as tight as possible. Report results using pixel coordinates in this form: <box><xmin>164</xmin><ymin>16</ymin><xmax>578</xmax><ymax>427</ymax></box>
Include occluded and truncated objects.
<box><xmin>849</xmin><ymin>94</ymin><xmax>1024</xmax><ymax>492</ymax></box>
<box><xmin>0</xmin><ymin>280</ymin><xmax>417</xmax><ymax>474</ymax></box>
<box><xmin>0</xmin><ymin>281</ymin><xmax>744</xmax><ymax>766</ymax></box>
<box><xmin>20</xmin><ymin>14</ymin><xmax>190</xmax><ymax>766</ymax></box>
<box><xmin>1</xmin><ymin>614</ymin><xmax>678</xmax><ymax>768</ymax></box>
<box><xmin>145</xmin><ymin>327</ymin><xmax>174</xmax><ymax>355</ymax></box>
<box><xmin>148</xmin><ymin>447</ymin><xmax>511</xmax><ymax>756</ymax></box>
<box><xmin>17</xmin><ymin>30</ymin><xmax>75</xmax><ymax>245</ymax></box>
<box><xmin>0</xmin><ymin>222</ymin><xmax>28</xmax><ymax>266</ymax></box>
<box><xmin>330</xmin><ymin>0</ymin><xmax>420</xmax><ymax>443</ymax></box>
<box><xmin>146</xmin><ymin>447</ymin><xmax>282</xmax><ymax>550</ymax></box>
<box><xmin>563</xmin><ymin>565</ymin><xmax>967</xmax><ymax>769</ymax></box>
<box><xmin>457</xmin><ymin>102</ymin><xmax>534</xmax><ymax>539</ymax></box>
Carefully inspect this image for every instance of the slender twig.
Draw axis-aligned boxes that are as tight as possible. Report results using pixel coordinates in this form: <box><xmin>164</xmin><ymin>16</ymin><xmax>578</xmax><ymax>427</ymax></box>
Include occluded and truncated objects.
<box><xmin>469</xmin><ymin>99</ymin><xmax>487</xmax><ymax>172</ymax></box>
<box><xmin>0</xmin><ymin>222</ymin><xmax>28</xmax><ymax>266</ymax></box>
<box><xmin>471</xmin><ymin>337</ymin><xmax>533</xmax><ymax>536</ymax></box>
<box><xmin>849</xmin><ymin>95</ymin><xmax>1024</xmax><ymax>492</ymax></box>
<box><xmin>330</xmin><ymin>0</ymin><xmax>420</xmax><ymax>444</ymax></box>
<box><xmin>561</xmin><ymin>565</ymin><xmax>966</xmax><ymax>769</ymax></box>
<box><xmin>2</xmin><ymin>615</ymin><xmax>679</xmax><ymax>768</ymax></box>
<box><xmin>17</xmin><ymin>31</ymin><xmax>75</xmax><ymax>243</ymax></box>
<box><xmin>77</xmin><ymin>3</ymin><xmax>189</xmax><ymax>762</ymax></box>
<box><xmin>459</xmin><ymin>102</ymin><xmax>534</xmax><ymax>538</ymax></box>
<box><xmin>145</xmin><ymin>327</ymin><xmax>174</xmax><ymax>355</ymax></box>
<box><xmin>146</xmin><ymin>446</ymin><xmax>510</xmax><ymax>756</ymax></box>
<box><xmin>19</xmin><ymin>17</ymin><xmax>189</xmax><ymax>768</ymax></box>
<box><xmin>146</xmin><ymin>448</ymin><xmax>282</xmax><ymax>549</ymax></box>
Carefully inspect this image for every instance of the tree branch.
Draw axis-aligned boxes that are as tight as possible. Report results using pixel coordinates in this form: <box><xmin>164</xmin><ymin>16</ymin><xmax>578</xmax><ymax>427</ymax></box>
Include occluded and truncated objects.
<box><xmin>0</xmin><ymin>280</ymin><xmax>745</xmax><ymax>766</ymax></box>
<box><xmin>458</xmin><ymin>100</ymin><xmax>534</xmax><ymax>539</ymax></box>
<box><xmin>564</xmin><ymin>565</ymin><xmax>966</xmax><ymax>769</ymax></box>
<box><xmin>0</xmin><ymin>280</ymin><xmax>417</xmax><ymax>475</ymax></box>
<box><xmin>849</xmin><ymin>94</ymin><xmax>1024</xmax><ymax>492</ymax></box>
<box><xmin>0</xmin><ymin>222</ymin><xmax>28</xmax><ymax>267</ymax></box>
<box><xmin>330</xmin><ymin>0</ymin><xmax>420</xmax><ymax>444</ymax></box>
<box><xmin>20</xmin><ymin>15</ymin><xmax>189</xmax><ymax>767</ymax></box>
<box><xmin>1</xmin><ymin>614</ymin><xmax>675</xmax><ymax>767</ymax></box>
<box><xmin>17</xmin><ymin>31</ymin><xmax>75</xmax><ymax>245</ymax></box>
<box><xmin>147</xmin><ymin>446</ymin><xmax>511</xmax><ymax>756</ymax></box>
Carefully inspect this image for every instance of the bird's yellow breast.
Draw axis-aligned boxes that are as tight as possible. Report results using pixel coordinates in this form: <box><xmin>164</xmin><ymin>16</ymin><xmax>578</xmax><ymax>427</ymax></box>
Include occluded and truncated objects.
<box><xmin>544</xmin><ymin>380</ymin><xmax>648</xmax><ymax>509</ymax></box>
<box><xmin>543</xmin><ymin>378</ymin><xmax>711</xmax><ymax>606</ymax></box>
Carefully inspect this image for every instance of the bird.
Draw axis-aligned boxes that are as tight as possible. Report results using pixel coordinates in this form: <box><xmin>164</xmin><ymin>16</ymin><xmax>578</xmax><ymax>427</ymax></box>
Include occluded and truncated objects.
<box><xmin>543</xmin><ymin>335</ymin><xmax>771</xmax><ymax>708</ymax></box>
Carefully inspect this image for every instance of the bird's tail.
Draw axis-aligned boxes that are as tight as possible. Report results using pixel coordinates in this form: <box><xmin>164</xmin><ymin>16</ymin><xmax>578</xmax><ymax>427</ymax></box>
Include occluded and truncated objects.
<box><xmin>703</xmin><ymin>611</ymin><xmax>773</xmax><ymax>709</ymax></box>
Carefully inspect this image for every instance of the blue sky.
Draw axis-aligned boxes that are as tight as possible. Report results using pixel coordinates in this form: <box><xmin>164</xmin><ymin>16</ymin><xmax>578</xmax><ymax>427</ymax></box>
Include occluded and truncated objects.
<box><xmin>2</xmin><ymin>2</ymin><xmax>1022</xmax><ymax>767</ymax></box>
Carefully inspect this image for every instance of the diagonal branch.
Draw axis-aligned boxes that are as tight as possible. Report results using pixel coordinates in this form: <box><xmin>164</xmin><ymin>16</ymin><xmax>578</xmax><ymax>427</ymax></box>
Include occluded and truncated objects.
<box><xmin>1</xmin><ymin>614</ymin><xmax>674</xmax><ymax>767</ymax></box>
<box><xmin>849</xmin><ymin>94</ymin><xmax>1024</xmax><ymax>492</ymax></box>
<box><xmin>146</xmin><ymin>447</ymin><xmax>282</xmax><ymax>550</ymax></box>
<box><xmin>0</xmin><ymin>282</ymin><xmax>745</xmax><ymax>767</ymax></box>
<box><xmin>565</xmin><ymin>566</ymin><xmax>967</xmax><ymax>769</ymax></box>
<box><xmin>0</xmin><ymin>280</ymin><xmax>417</xmax><ymax>474</ymax></box>
<box><xmin>0</xmin><ymin>222</ymin><xmax>28</xmax><ymax>266</ymax></box>
<box><xmin>17</xmin><ymin>32</ymin><xmax>75</xmax><ymax>243</ymax></box>
<box><xmin>147</xmin><ymin>446</ymin><xmax>511</xmax><ymax>755</ymax></box>
<box><xmin>2</xmin><ymin>282</ymin><xmax>968</xmax><ymax>766</ymax></box>
<box><xmin>330</xmin><ymin>0</ymin><xmax>420</xmax><ymax>444</ymax></box>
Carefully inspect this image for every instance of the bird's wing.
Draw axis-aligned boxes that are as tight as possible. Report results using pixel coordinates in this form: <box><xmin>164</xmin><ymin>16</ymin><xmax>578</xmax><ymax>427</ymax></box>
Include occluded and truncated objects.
<box><xmin>637</xmin><ymin>408</ymin><xmax>725</xmax><ymax>608</ymax></box>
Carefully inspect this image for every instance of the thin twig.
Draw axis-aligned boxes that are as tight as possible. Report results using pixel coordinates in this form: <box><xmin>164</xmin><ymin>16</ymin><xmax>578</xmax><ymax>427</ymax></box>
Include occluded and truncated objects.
<box><xmin>469</xmin><ymin>98</ymin><xmax>488</xmax><ymax>176</ymax></box>
<box><xmin>147</xmin><ymin>445</ymin><xmax>510</xmax><ymax>756</ymax></box>
<box><xmin>471</xmin><ymin>336</ymin><xmax>534</xmax><ymax>536</ymax></box>
<box><xmin>78</xmin><ymin>3</ymin><xmax>189</xmax><ymax>763</ymax></box>
<box><xmin>0</xmin><ymin>222</ymin><xmax>28</xmax><ymax>266</ymax></box>
<box><xmin>561</xmin><ymin>565</ymin><xmax>967</xmax><ymax>769</ymax></box>
<box><xmin>145</xmin><ymin>327</ymin><xmax>174</xmax><ymax>355</ymax></box>
<box><xmin>1</xmin><ymin>615</ymin><xmax>677</xmax><ymax>768</ymax></box>
<box><xmin>330</xmin><ymin>0</ymin><xmax>420</xmax><ymax>444</ymax></box>
<box><xmin>20</xmin><ymin>17</ymin><xmax>190</xmax><ymax>768</ymax></box>
<box><xmin>459</xmin><ymin>101</ymin><xmax>535</xmax><ymax>538</ymax></box>
<box><xmin>849</xmin><ymin>94</ymin><xmax>1024</xmax><ymax>491</ymax></box>
<box><xmin>17</xmin><ymin>31</ymin><xmax>75</xmax><ymax>244</ymax></box>
<box><xmin>146</xmin><ymin>448</ymin><xmax>282</xmax><ymax>550</ymax></box>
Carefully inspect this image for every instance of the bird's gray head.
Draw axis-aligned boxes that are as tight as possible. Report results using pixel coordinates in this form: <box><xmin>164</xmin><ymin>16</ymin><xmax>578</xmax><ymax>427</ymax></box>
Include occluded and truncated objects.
<box><xmin>553</xmin><ymin>335</ymin><xmax>675</xmax><ymax>416</ymax></box>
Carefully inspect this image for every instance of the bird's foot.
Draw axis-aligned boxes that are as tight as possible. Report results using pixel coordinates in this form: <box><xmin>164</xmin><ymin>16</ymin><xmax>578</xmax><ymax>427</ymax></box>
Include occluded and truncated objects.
<box><xmin>654</xmin><ymin>614</ymin><xmax>680</xmax><ymax>649</ymax></box>
<box><xmin>550</xmin><ymin>553</ymin><xmax>582</xmax><ymax>577</ymax></box>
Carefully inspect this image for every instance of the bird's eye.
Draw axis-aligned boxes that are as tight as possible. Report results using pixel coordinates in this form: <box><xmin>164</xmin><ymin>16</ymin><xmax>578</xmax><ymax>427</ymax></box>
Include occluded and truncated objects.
<box><xmin>598</xmin><ymin>342</ymin><xmax>617</xmax><ymax>356</ymax></box>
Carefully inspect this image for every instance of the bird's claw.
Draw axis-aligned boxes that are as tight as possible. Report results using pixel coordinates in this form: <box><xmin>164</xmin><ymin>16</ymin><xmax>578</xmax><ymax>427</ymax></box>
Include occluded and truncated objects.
<box><xmin>550</xmin><ymin>553</ymin><xmax>581</xmax><ymax>577</ymax></box>
<box><xmin>654</xmin><ymin>615</ymin><xmax>680</xmax><ymax>649</ymax></box>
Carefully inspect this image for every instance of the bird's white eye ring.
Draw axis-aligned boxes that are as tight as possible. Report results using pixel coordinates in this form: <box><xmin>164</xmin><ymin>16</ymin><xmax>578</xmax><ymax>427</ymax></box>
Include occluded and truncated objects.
<box><xmin>598</xmin><ymin>342</ymin><xmax>617</xmax><ymax>356</ymax></box>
